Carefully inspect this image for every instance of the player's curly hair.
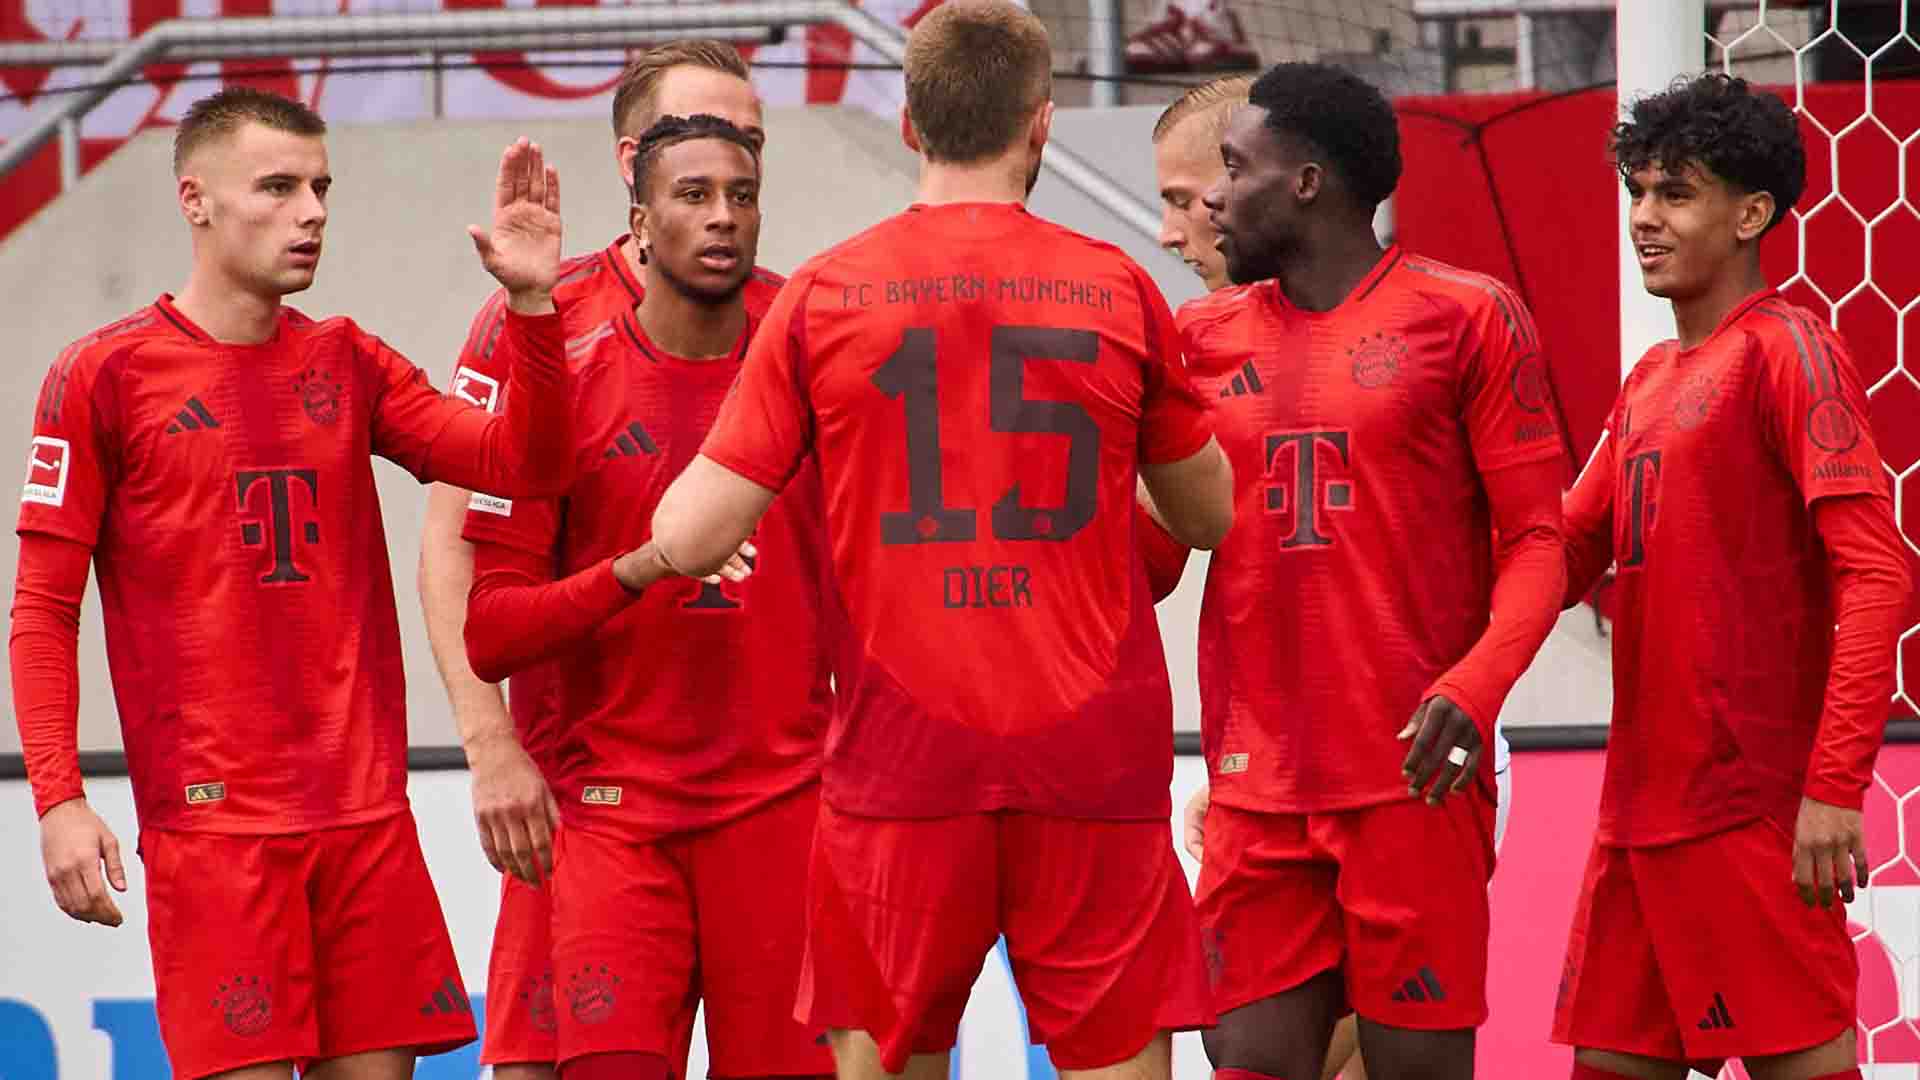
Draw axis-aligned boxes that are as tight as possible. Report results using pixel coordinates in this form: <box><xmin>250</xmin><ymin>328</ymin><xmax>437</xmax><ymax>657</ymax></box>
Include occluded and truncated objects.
<box><xmin>1612</xmin><ymin>73</ymin><xmax>1805</xmax><ymax>234</ymax></box>
<box><xmin>627</xmin><ymin>113</ymin><xmax>761</xmax><ymax>204</ymax></box>
<box><xmin>1246</xmin><ymin>62</ymin><xmax>1400</xmax><ymax>209</ymax></box>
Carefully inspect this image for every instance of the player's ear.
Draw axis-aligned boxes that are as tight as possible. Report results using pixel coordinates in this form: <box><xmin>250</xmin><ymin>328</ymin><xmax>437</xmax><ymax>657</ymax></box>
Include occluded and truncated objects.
<box><xmin>1294</xmin><ymin>161</ymin><xmax>1324</xmax><ymax>207</ymax></box>
<box><xmin>899</xmin><ymin>108</ymin><xmax>922</xmax><ymax>153</ymax></box>
<box><xmin>616</xmin><ymin>135</ymin><xmax>641</xmax><ymax>192</ymax></box>
<box><xmin>179</xmin><ymin>173</ymin><xmax>208</xmax><ymax>228</ymax></box>
<box><xmin>629</xmin><ymin>203</ymin><xmax>651</xmax><ymax>264</ymax></box>
<box><xmin>1736</xmin><ymin>189</ymin><xmax>1775</xmax><ymax>244</ymax></box>
<box><xmin>1028</xmin><ymin>100</ymin><xmax>1054</xmax><ymax>155</ymax></box>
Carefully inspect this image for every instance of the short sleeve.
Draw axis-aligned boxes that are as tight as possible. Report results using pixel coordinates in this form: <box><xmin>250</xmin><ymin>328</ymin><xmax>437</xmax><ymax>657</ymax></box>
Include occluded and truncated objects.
<box><xmin>16</xmin><ymin>346</ymin><xmax>116</xmax><ymax>547</ymax></box>
<box><xmin>1756</xmin><ymin>311</ymin><xmax>1887</xmax><ymax>507</ymax></box>
<box><xmin>1132</xmin><ymin>266</ymin><xmax>1214</xmax><ymax>466</ymax></box>
<box><xmin>1461</xmin><ymin>287</ymin><xmax>1566</xmax><ymax>474</ymax></box>
<box><xmin>701</xmin><ymin>267</ymin><xmax>818</xmax><ymax>492</ymax></box>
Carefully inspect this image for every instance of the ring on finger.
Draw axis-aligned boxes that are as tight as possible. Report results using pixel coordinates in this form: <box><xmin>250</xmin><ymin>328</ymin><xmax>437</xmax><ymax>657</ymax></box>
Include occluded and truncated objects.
<box><xmin>1446</xmin><ymin>745</ymin><xmax>1469</xmax><ymax>767</ymax></box>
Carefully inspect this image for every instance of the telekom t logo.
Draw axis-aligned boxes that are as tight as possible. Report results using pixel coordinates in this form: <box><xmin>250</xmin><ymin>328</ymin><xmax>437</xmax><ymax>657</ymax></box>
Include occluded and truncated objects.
<box><xmin>235</xmin><ymin>469</ymin><xmax>321</xmax><ymax>584</ymax></box>
<box><xmin>1263</xmin><ymin>430</ymin><xmax>1353</xmax><ymax>549</ymax></box>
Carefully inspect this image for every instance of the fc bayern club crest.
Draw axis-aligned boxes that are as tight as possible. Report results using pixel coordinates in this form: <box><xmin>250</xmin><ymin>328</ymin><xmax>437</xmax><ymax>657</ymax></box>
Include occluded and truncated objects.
<box><xmin>1671</xmin><ymin>373</ymin><xmax>1716</xmax><ymax>431</ymax></box>
<box><xmin>1509</xmin><ymin>354</ymin><xmax>1551</xmax><ymax>414</ymax></box>
<box><xmin>1348</xmin><ymin>332</ymin><xmax>1405</xmax><ymax>389</ymax></box>
<box><xmin>522</xmin><ymin>972</ymin><xmax>558</xmax><ymax>1033</ymax></box>
<box><xmin>1807</xmin><ymin>395</ymin><xmax>1862</xmax><ymax>452</ymax></box>
<box><xmin>295</xmin><ymin>367</ymin><xmax>343</xmax><ymax>426</ymax></box>
<box><xmin>567</xmin><ymin>964</ymin><xmax>621</xmax><ymax>1025</ymax></box>
<box><xmin>211</xmin><ymin>975</ymin><xmax>272</xmax><ymax>1037</ymax></box>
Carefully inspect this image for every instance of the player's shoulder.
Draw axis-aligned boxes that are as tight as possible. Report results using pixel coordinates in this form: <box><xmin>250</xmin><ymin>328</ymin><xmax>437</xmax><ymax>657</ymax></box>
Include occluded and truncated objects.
<box><xmin>1175</xmin><ymin>284</ymin><xmax>1260</xmax><ymax>336</ymax></box>
<box><xmin>1395</xmin><ymin>252</ymin><xmax>1533</xmax><ymax>327</ymax></box>
<box><xmin>1734</xmin><ymin>293</ymin><xmax>1843</xmax><ymax>360</ymax></box>
<box><xmin>55</xmin><ymin>304</ymin><xmax>180</xmax><ymax>375</ymax></box>
<box><xmin>1008</xmin><ymin>213</ymin><xmax>1159</xmax><ymax>290</ymax></box>
<box><xmin>281</xmin><ymin>307</ymin><xmax>400</xmax><ymax>371</ymax></box>
<box><xmin>744</xmin><ymin>266</ymin><xmax>789</xmax><ymax>316</ymax></box>
<box><xmin>553</xmin><ymin>242</ymin><xmax>633</xmax><ymax>307</ymax></box>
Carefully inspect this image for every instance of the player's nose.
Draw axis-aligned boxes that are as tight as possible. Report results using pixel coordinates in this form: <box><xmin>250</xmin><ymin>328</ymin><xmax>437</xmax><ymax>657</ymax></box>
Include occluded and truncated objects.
<box><xmin>1201</xmin><ymin>177</ymin><xmax>1226</xmax><ymax>214</ymax></box>
<box><xmin>298</xmin><ymin>187</ymin><xmax>326</xmax><ymax>227</ymax></box>
<box><xmin>1158</xmin><ymin>209</ymin><xmax>1184</xmax><ymax>251</ymax></box>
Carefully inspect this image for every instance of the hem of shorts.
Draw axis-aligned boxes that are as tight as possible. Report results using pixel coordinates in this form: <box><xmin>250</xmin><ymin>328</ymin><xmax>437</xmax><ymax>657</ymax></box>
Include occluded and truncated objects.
<box><xmin>135</xmin><ymin>799</ymin><xmax>410</xmax><ymax>837</ymax></box>
<box><xmin>1549</xmin><ymin>1028</ymin><xmax>1686</xmax><ymax>1062</ymax></box>
<box><xmin>1047</xmin><ymin>1020</ymin><xmax>1212</xmax><ymax>1072</ymax></box>
<box><xmin>176</xmin><ymin>1048</ymin><xmax>311</xmax><ymax>1080</ymax></box>
<box><xmin>319</xmin><ymin>1028</ymin><xmax>477</xmax><ymax>1066</ymax></box>
<box><xmin>556</xmin><ymin>771</ymin><xmax>821</xmax><ymax>842</ymax></box>
<box><xmin>1209</xmin><ymin>962</ymin><xmax>1345</xmax><ymax>1018</ymax></box>
<box><xmin>1350</xmin><ymin>1004</ymin><xmax>1488</xmax><ymax>1032</ymax></box>
<box><xmin>1678</xmin><ymin>1014</ymin><xmax>1855</xmax><ymax>1062</ymax></box>
<box><xmin>478</xmin><ymin>1050</ymin><xmax>558</xmax><ymax>1068</ymax></box>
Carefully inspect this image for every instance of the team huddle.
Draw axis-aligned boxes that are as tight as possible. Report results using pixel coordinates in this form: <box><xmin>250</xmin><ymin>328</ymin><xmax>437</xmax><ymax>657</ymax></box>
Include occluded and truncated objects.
<box><xmin>10</xmin><ymin>3</ymin><xmax>1913</xmax><ymax>1080</ymax></box>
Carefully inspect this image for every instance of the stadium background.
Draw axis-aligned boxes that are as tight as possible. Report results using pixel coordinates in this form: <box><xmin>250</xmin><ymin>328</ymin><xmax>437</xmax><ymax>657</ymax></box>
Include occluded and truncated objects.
<box><xmin>0</xmin><ymin>1</ymin><xmax>1915</xmax><ymax>1076</ymax></box>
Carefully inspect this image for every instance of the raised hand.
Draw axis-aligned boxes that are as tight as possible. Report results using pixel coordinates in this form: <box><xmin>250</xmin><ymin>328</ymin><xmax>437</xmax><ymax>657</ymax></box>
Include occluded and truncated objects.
<box><xmin>40</xmin><ymin>798</ymin><xmax>127</xmax><ymax>927</ymax></box>
<box><xmin>468</xmin><ymin>138</ymin><xmax>562</xmax><ymax>313</ymax></box>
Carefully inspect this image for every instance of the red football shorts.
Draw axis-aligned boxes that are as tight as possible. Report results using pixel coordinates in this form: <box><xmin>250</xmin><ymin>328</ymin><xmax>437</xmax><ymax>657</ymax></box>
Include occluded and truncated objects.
<box><xmin>1552</xmin><ymin>817</ymin><xmax>1857</xmax><ymax>1062</ymax></box>
<box><xmin>548</xmin><ymin>782</ymin><xmax>831</xmax><ymax>1076</ymax></box>
<box><xmin>798</xmin><ymin>804</ymin><xmax>1215</xmax><ymax>1073</ymax></box>
<box><xmin>481</xmin><ymin>869</ymin><xmax>558</xmax><ymax>1066</ymax></box>
<box><xmin>141</xmin><ymin>810</ymin><xmax>475</xmax><ymax>1080</ymax></box>
<box><xmin>1193</xmin><ymin>789</ymin><xmax>1495</xmax><ymax>1031</ymax></box>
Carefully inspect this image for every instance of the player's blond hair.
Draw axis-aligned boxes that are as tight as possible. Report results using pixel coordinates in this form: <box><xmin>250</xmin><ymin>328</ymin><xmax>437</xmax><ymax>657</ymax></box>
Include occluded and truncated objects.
<box><xmin>1152</xmin><ymin>75</ymin><xmax>1254</xmax><ymax>145</ymax></box>
<box><xmin>611</xmin><ymin>40</ymin><xmax>753</xmax><ymax>138</ymax></box>
<box><xmin>173</xmin><ymin>87</ymin><xmax>326</xmax><ymax>175</ymax></box>
<box><xmin>904</xmin><ymin>0</ymin><xmax>1053</xmax><ymax>164</ymax></box>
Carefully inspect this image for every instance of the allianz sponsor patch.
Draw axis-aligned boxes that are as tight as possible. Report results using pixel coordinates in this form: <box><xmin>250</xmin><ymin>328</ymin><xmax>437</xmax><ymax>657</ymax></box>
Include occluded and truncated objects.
<box><xmin>185</xmin><ymin>781</ymin><xmax>227</xmax><ymax>805</ymax></box>
<box><xmin>468</xmin><ymin>492</ymin><xmax>513</xmax><ymax>516</ymax></box>
<box><xmin>1218</xmin><ymin>753</ymin><xmax>1249</xmax><ymax>775</ymax></box>
<box><xmin>581</xmin><ymin>786</ymin><xmax>622</xmax><ymax>806</ymax></box>
<box><xmin>21</xmin><ymin>436</ymin><xmax>69</xmax><ymax>507</ymax></box>
<box><xmin>449</xmin><ymin>366</ymin><xmax>501</xmax><ymax>412</ymax></box>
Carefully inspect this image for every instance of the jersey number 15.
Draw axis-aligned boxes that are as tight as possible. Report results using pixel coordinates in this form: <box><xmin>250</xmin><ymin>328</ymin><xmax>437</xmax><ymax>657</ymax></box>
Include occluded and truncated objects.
<box><xmin>873</xmin><ymin>326</ymin><xmax>1102</xmax><ymax>545</ymax></box>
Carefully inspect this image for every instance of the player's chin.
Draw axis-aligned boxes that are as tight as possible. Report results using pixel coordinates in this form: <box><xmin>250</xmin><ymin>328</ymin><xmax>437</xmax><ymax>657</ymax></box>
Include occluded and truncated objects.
<box><xmin>273</xmin><ymin>266</ymin><xmax>319</xmax><ymax>295</ymax></box>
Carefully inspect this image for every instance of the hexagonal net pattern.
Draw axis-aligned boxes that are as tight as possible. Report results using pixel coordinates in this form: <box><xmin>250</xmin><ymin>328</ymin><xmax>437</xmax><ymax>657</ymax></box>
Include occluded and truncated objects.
<box><xmin>1711</xmin><ymin>4</ymin><xmax>1920</xmax><ymax>1077</ymax></box>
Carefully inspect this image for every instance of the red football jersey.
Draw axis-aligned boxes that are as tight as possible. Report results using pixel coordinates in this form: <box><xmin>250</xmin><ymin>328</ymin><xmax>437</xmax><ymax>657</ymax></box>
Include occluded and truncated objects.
<box><xmin>1566</xmin><ymin>290</ymin><xmax>1890</xmax><ymax>846</ymax></box>
<box><xmin>17</xmin><ymin>295</ymin><xmax>567</xmax><ymax>834</ymax></box>
<box><xmin>1179</xmin><ymin>248</ymin><xmax>1565</xmax><ymax>814</ymax></box>
<box><xmin>701</xmin><ymin>202</ymin><xmax>1214</xmax><ymax>821</ymax></box>
<box><xmin>463</xmin><ymin>308</ymin><xmax>829</xmax><ymax>841</ymax></box>
<box><xmin>448</xmin><ymin>233</ymin><xmax>786</xmax><ymax>773</ymax></box>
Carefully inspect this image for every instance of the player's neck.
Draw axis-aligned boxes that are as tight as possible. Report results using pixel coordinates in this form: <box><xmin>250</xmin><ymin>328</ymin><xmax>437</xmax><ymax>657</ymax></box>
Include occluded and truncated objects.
<box><xmin>916</xmin><ymin>156</ymin><xmax>1029</xmax><ymax>208</ymax></box>
<box><xmin>1275</xmin><ymin>226</ymin><xmax>1386</xmax><ymax>314</ymax></box>
<box><xmin>172</xmin><ymin>267</ymin><xmax>283</xmax><ymax>345</ymax></box>
<box><xmin>636</xmin><ymin>272</ymin><xmax>747</xmax><ymax>360</ymax></box>
<box><xmin>1671</xmin><ymin>254</ymin><xmax>1769</xmax><ymax>351</ymax></box>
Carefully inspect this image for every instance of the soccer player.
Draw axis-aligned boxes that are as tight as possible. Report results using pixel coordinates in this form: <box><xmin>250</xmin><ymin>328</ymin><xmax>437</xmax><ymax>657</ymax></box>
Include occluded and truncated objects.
<box><xmin>1153</xmin><ymin>74</ymin><xmax>1251</xmax><ymax>293</ymax></box>
<box><xmin>1552</xmin><ymin>73</ymin><xmax>1911</xmax><ymax>1080</ymax></box>
<box><xmin>641</xmin><ymin>3</ymin><xmax>1235</xmax><ymax>1076</ymax></box>
<box><xmin>11</xmin><ymin>87</ymin><xmax>575</xmax><ymax>1080</ymax></box>
<box><xmin>1152</xmin><ymin>72</ymin><xmax>1521</xmax><ymax>1080</ymax></box>
<box><xmin>460</xmin><ymin>112</ymin><xmax>832</xmax><ymax>1080</ymax></box>
<box><xmin>1183</xmin><ymin>62</ymin><xmax>1569</xmax><ymax>1080</ymax></box>
<box><xmin>414</xmin><ymin>40</ymin><xmax>780</xmax><ymax>1079</ymax></box>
